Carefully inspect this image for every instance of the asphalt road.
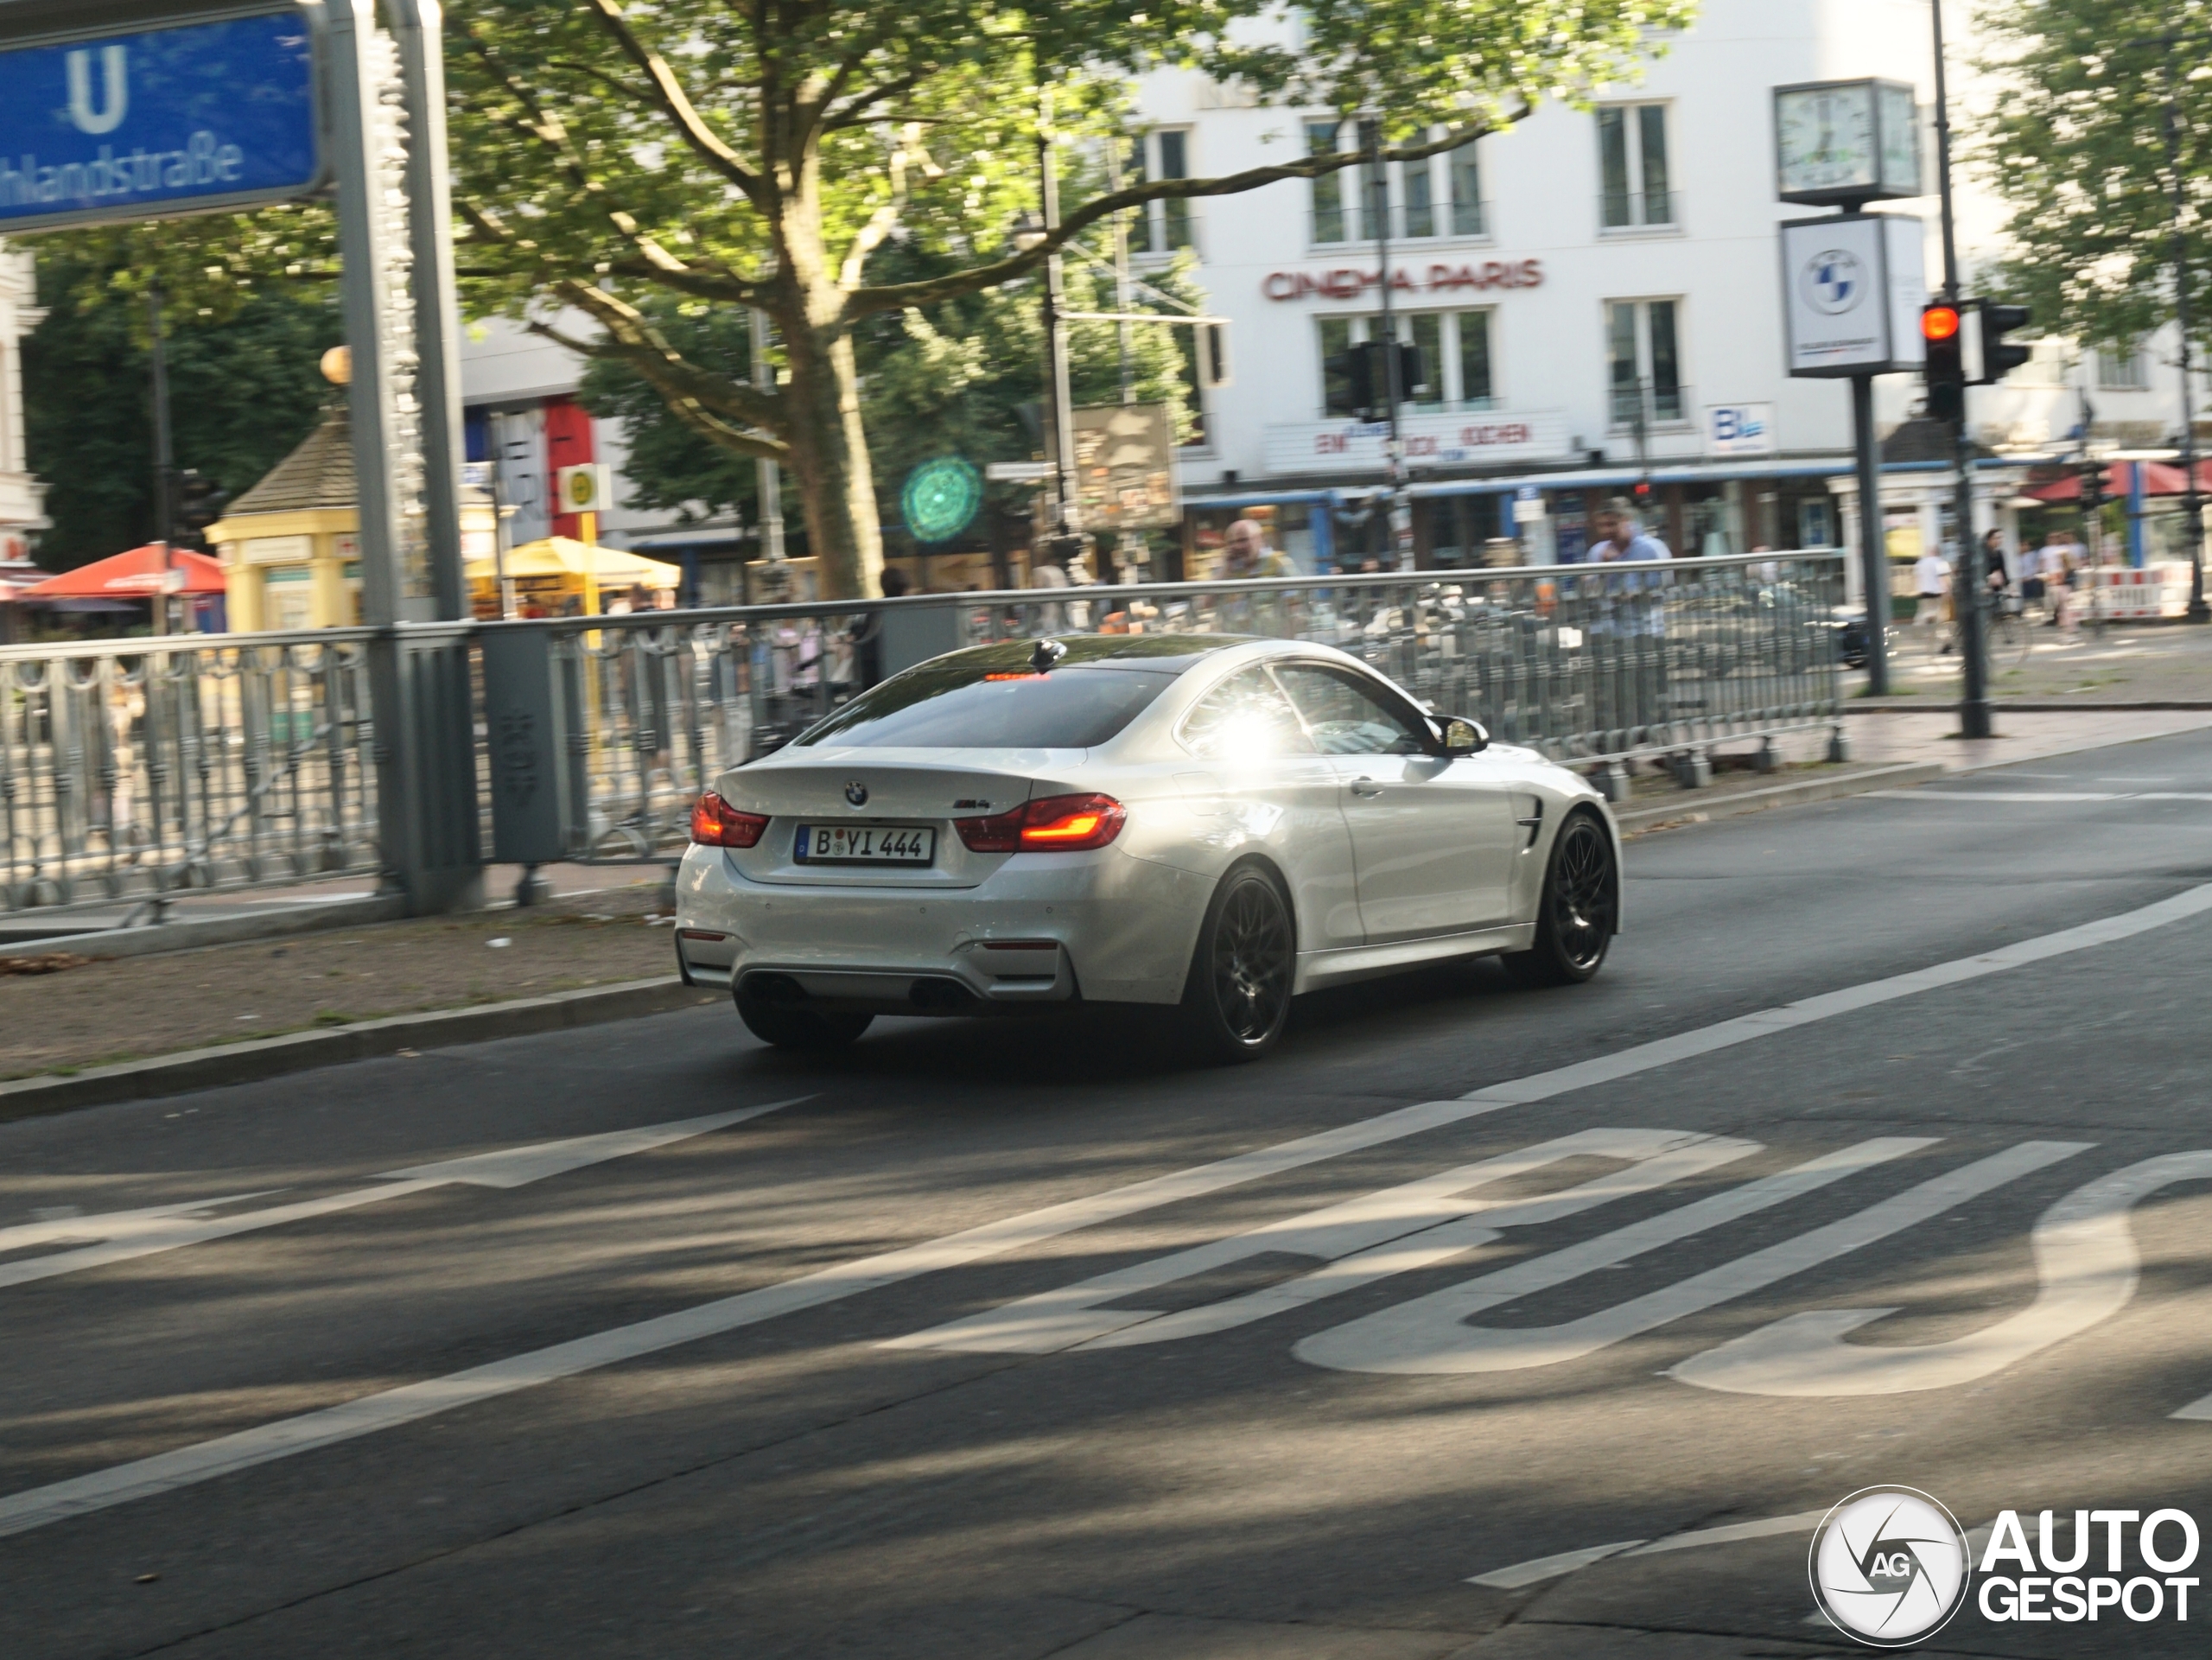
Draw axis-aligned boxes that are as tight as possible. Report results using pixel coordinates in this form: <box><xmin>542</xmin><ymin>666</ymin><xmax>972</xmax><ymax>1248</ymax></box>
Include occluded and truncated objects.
<box><xmin>7</xmin><ymin>727</ymin><xmax>2212</xmax><ymax>1659</ymax></box>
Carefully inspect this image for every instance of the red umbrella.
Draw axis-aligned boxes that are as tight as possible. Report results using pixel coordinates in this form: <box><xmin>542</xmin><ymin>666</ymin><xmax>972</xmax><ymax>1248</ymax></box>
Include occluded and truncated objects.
<box><xmin>22</xmin><ymin>545</ymin><xmax>227</xmax><ymax>598</ymax></box>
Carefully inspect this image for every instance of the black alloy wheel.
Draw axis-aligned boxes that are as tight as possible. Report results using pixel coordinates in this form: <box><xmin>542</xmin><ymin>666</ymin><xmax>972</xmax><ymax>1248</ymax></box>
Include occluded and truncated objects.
<box><xmin>1504</xmin><ymin>811</ymin><xmax>1618</xmax><ymax>987</ymax></box>
<box><xmin>1179</xmin><ymin>864</ymin><xmax>1295</xmax><ymax>1062</ymax></box>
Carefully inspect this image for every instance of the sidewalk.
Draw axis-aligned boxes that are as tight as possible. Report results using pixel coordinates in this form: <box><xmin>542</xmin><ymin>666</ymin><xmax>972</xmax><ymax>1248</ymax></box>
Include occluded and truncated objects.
<box><xmin>0</xmin><ymin>879</ymin><xmax>683</xmax><ymax>1085</ymax></box>
<box><xmin>1850</xmin><ymin>615</ymin><xmax>2212</xmax><ymax>704</ymax></box>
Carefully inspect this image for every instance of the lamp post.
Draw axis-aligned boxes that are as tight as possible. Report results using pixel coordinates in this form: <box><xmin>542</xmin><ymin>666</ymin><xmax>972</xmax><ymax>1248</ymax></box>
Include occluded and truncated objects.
<box><xmin>2158</xmin><ymin>16</ymin><xmax>2212</xmax><ymax>622</ymax></box>
<box><xmin>147</xmin><ymin>289</ymin><xmax>175</xmax><ymax>635</ymax></box>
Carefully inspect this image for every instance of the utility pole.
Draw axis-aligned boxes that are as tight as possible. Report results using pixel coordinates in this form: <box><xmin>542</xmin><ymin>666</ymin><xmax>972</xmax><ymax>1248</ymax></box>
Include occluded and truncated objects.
<box><xmin>146</xmin><ymin>289</ymin><xmax>175</xmax><ymax>635</ymax></box>
<box><xmin>1931</xmin><ymin>0</ymin><xmax>1992</xmax><ymax>736</ymax></box>
<box><xmin>1363</xmin><ymin>118</ymin><xmax>1413</xmax><ymax>569</ymax></box>
<box><xmin>1039</xmin><ymin>93</ymin><xmax>1082</xmax><ymax>575</ymax></box>
<box><xmin>2160</xmin><ymin>8</ymin><xmax>2212</xmax><ymax>621</ymax></box>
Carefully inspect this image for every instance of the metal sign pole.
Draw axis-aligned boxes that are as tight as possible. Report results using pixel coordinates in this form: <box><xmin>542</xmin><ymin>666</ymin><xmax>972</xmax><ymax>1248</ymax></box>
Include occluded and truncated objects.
<box><xmin>392</xmin><ymin>0</ymin><xmax>467</xmax><ymax>624</ymax></box>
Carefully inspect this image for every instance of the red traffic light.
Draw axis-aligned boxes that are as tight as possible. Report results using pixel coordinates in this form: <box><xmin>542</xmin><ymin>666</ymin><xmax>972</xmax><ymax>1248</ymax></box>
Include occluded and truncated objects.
<box><xmin>1922</xmin><ymin>304</ymin><xmax>1962</xmax><ymax>342</ymax></box>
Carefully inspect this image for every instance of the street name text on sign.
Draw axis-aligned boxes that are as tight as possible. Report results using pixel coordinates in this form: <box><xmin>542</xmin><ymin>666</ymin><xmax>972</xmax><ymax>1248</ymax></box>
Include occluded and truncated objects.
<box><xmin>0</xmin><ymin>8</ymin><xmax>321</xmax><ymax>232</ymax></box>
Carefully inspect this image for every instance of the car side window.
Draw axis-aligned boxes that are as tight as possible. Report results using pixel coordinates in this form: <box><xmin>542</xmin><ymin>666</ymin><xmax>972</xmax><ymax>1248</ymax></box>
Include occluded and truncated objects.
<box><xmin>1272</xmin><ymin>665</ymin><xmax>1430</xmax><ymax>756</ymax></box>
<box><xmin>1178</xmin><ymin>666</ymin><xmax>1314</xmax><ymax>760</ymax></box>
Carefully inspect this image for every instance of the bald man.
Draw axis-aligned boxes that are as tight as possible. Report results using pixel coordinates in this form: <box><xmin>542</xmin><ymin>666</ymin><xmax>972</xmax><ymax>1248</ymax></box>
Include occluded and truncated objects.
<box><xmin>1223</xmin><ymin>517</ymin><xmax>1294</xmax><ymax>579</ymax></box>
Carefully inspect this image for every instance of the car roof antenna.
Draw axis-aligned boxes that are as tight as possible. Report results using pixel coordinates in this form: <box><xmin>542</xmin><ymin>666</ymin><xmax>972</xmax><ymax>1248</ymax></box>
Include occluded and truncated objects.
<box><xmin>1030</xmin><ymin>638</ymin><xmax>1068</xmax><ymax>673</ymax></box>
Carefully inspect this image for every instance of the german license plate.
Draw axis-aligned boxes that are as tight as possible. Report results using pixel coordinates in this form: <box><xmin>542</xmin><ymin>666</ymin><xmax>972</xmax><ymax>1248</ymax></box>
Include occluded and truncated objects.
<box><xmin>794</xmin><ymin>824</ymin><xmax>936</xmax><ymax>864</ymax></box>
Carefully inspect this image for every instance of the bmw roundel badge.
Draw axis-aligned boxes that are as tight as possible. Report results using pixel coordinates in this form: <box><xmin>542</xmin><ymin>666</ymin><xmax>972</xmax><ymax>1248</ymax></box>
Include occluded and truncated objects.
<box><xmin>844</xmin><ymin>780</ymin><xmax>869</xmax><ymax>807</ymax></box>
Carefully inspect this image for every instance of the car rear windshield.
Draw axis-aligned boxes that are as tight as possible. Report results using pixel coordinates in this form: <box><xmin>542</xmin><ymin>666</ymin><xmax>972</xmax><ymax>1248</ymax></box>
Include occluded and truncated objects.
<box><xmin>795</xmin><ymin>664</ymin><xmax>1177</xmax><ymax>750</ymax></box>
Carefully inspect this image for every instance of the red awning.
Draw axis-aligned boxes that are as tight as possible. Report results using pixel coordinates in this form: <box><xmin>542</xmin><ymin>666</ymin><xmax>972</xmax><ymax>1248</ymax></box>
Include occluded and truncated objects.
<box><xmin>2022</xmin><ymin>461</ymin><xmax>2212</xmax><ymax>503</ymax></box>
<box><xmin>22</xmin><ymin>545</ymin><xmax>227</xmax><ymax>599</ymax></box>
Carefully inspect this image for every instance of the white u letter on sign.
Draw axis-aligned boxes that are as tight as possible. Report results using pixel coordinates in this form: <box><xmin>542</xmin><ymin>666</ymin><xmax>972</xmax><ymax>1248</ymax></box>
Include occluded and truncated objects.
<box><xmin>67</xmin><ymin>46</ymin><xmax>130</xmax><ymax>137</ymax></box>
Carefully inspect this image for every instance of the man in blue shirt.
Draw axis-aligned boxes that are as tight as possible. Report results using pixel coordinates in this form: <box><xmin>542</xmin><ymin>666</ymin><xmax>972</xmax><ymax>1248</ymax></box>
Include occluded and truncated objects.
<box><xmin>1590</xmin><ymin>505</ymin><xmax>1674</xmax><ymax>752</ymax></box>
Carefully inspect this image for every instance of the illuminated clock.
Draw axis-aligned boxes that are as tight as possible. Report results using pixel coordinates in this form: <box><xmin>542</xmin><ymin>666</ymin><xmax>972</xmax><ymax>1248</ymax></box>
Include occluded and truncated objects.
<box><xmin>1774</xmin><ymin>79</ymin><xmax>1922</xmax><ymax>206</ymax></box>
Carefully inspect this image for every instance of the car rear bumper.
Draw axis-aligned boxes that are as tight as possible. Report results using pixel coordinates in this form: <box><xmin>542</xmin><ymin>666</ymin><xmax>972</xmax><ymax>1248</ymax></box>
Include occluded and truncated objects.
<box><xmin>674</xmin><ymin>841</ymin><xmax>1211</xmax><ymax>1011</ymax></box>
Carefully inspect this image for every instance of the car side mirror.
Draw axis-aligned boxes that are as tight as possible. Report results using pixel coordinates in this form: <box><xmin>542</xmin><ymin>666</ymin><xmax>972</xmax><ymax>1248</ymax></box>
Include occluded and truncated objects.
<box><xmin>1440</xmin><ymin>717</ymin><xmax>1488</xmax><ymax>756</ymax></box>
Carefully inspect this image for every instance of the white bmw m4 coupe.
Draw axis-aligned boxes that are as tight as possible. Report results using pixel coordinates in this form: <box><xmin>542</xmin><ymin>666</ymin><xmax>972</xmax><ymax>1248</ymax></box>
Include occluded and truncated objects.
<box><xmin>675</xmin><ymin>633</ymin><xmax>1620</xmax><ymax>1061</ymax></box>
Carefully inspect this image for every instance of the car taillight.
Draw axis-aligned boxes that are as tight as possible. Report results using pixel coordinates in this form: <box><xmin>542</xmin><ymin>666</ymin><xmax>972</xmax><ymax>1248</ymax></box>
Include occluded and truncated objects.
<box><xmin>690</xmin><ymin>792</ymin><xmax>768</xmax><ymax>848</ymax></box>
<box><xmin>955</xmin><ymin>792</ymin><xmax>1125</xmax><ymax>854</ymax></box>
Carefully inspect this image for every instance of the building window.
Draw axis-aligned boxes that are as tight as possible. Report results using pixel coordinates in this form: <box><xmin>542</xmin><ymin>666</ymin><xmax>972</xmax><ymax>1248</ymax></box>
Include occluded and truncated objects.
<box><xmin>1319</xmin><ymin>311</ymin><xmax>1495</xmax><ymax>417</ymax></box>
<box><xmin>1141</xmin><ymin>129</ymin><xmax>1193</xmax><ymax>253</ymax></box>
<box><xmin>1599</xmin><ymin>104</ymin><xmax>1673</xmax><ymax>229</ymax></box>
<box><xmin>1458</xmin><ymin>308</ymin><xmax>1494</xmax><ymax>407</ymax></box>
<box><xmin>2101</xmin><ymin>340</ymin><xmax>2149</xmax><ymax>390</ymax></box>
<box><xmin>1607</xmin><ymin>299</ymin><xmax>1684</xmax><ymax>426</ymax></box>
<box><xmin>1449</xmin><ymin>141</ymin><xmax>1485</xmax><ymax>237</ymax></box>
<box><xmin>1402</xmin><ymin>154</ymin><xmax>1435</xmax><ymax>239</ymax></box>
<box><xmin>1310</xmin><ymin>120</ymin><xmax>1348</xmax><ymax>244</ymax></box>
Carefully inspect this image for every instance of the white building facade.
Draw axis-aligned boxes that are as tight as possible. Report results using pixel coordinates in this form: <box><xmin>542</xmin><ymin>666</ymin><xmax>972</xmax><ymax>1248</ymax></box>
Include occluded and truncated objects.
<box><xmin>1135</xmin><ymin>0</ymin><xmax>2202</xmax><ymax>574</ymax></box>
<box><xmin>0</xmin><ymin>244</ymin><xmax>48</xmax><ymax>566</ymax></box>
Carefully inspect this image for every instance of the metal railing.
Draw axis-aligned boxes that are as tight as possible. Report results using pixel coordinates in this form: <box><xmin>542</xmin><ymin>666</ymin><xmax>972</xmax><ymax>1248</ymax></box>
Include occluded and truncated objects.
<box><xmin>0</xmin><ymin>553</ymin><xmax>1845</xmax><ymax>917</ymax></box>
<box><xmin>0</xmin><ymin>629</ymin><xmax>381</xmax><ymax>917</ymax></box>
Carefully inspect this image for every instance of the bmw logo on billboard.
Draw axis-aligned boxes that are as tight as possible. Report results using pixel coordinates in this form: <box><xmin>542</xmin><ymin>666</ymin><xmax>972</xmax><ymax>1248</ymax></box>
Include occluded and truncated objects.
<box><xmin>1801</xmin><ymin>249</ymin><xmax>1868</xmax><ymax>316</ymax></box>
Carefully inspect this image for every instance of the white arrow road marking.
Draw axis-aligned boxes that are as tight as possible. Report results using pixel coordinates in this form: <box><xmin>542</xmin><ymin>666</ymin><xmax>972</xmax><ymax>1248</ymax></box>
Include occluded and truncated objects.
<box><xmin>1</xmin><ymin>888</ymin><xmax>2206</xmax><ymax>1539</ymax></box>
<box><xmin>1674</xmin><ymin>1151</ymin><xmax>2212</xmax><ymax>1396</ymax></box>
<box><xmin>0</xmin><ymin>1100</ymin><xmax>809</xmax><ymax>1292</ymax></box>
<box><xmin>887</xmin><ymin>1129</ymin><xmax>1759</xmax><ymax>1354</ymax></box>
<box><xmin>1296</xmin><ymin>1142</ymin><xmax>2088</xmax><ymax>1376</ymax></box>
<box><xmin>0</xmin><ymin>1193</ymin><xmax>283</xmax><ymax>1255</ymax></box>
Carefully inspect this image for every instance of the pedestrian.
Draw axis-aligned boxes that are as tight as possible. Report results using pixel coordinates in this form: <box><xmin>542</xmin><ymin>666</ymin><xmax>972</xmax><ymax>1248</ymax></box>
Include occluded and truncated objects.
<box><xmin>1914</xmin><ymin>542</ymin><xmax>1953</xmax><ymax>654</ymax></box>
<box><xmin>1591</xmin><ymin>505</ymin><xmax>1673</xmax><ymax>751</ymax></box>
<box><xmin>1222</xmin><ymin>518</ymin><xmax>1295</xmax><ymax>580</ymax></box>
<box><xmin>2021</xmin><ymin>532</ymin><xmax>2052</xmax><ymax>610</ymax></box>
<box><xmin>2042</xmin><ymin>532</ymin><xmax>2076</xmax><ymax>633</ymax></box>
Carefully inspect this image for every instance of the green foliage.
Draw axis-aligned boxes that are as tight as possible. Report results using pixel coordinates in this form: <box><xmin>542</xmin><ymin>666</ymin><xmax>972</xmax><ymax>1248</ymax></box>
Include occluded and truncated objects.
<box><xmin>582</xmin><ymin>248</ymin><xmax>1202</xmax><ymax>536</ymax></box>
<box><xmin>1974</xmin><ymin>0</ymin><xmax>2212</xmax><ymax>354</ymax></box>
<box><xmin>21</xmin><ymin>255</ymin><xmax>342</xmax><ymax>569</ymax></box>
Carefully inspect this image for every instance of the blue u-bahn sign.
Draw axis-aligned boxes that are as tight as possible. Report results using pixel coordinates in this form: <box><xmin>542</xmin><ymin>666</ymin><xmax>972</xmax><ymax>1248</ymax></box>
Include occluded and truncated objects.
<box><xmin>0</xmin><ymin>7</ymin><xmax>322</xmax><ymax>232</ymax></box>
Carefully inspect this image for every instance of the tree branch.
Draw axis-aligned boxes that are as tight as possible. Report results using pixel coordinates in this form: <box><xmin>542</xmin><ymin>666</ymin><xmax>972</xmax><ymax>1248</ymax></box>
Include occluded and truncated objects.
<box><xmin>837</xmin><ymin>123</ymin><xmax>929</xmax><ymax>289</ymax></box>
<box><xmin>539</xmin><ymin>281</ymin><xmax>792</xmax><ymax>461</ymax></box>
<box><xmin>579</xmin><ymin>0</ymin><xmax>768</xmax><ymax>207</ymax></box>
<box><xmin>842</xmin><ymin>112</ymin><xmax>1524</xmax><ymax>318</ymax></box>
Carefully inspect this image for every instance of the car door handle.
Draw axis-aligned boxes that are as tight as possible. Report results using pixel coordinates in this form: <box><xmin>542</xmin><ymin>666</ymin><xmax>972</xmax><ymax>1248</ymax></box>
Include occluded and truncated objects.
<box><xmin>1348</xmin><ymin>777</ymin><xmax>1384</xmax><ymax>798</ymax></box>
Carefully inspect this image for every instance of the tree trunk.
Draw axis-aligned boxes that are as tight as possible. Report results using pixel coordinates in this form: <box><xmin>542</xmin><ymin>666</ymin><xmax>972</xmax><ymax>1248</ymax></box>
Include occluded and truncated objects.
<box><xmin>770</xmin><ymin>146</ymin><xmax>884</xmax><ymax>603</ymax></box>
<box><xmin>778</xmin><ymin>315</ymin><xmax>883</xmax><ymax>601</ymax></box>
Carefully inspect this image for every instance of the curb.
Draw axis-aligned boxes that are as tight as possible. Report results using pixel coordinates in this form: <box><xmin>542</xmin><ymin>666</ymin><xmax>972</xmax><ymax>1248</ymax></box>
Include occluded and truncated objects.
<box><xmin>0</xmin><ymin>894</ymin><xmax>408</xmax><ymax>966</ymax></box>
<box><xmin>1847</xmin><ymin>700</ymin><xmax>2212</xmax><ymax>713</ymax></box>
<box><xmin>1617</xmin><ymin>761</ymin><xmax>1944</xmax><ymax>837</ymax></box>
<box><xmin>0</xmin><ymin>976</ymin><xmax>716</xmax><ymax>1123</ymax></box>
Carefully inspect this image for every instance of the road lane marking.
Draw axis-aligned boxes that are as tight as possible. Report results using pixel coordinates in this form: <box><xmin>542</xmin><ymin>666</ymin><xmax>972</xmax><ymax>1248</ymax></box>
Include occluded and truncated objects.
<box><xmin>2</xmin><ymin>887</ymin><xmax>2207</xmax><ymax>1539</ymax></box>
<box><xmin>1864</xmin><ymin>791</ymin><xmax>2124</xmax><ymax>803</ymax></box>
<box><xmin>0</xmin><ymin>1100</ymin><xmax>810</xmax><ymax>1293</ymax></box>
<box><xmin>1467</xmin><ymin>1511</ymin><xmax>1830</xmax><ymax>1589</ymax></box>
<box><xmin>888</xmin><ymin>1130</ymin><xmax>1758</xmax><ymax>1354</ymax></box>
<box><xmin>1296</xmin><ymin>1142</ymin><xmax>2088</xmax><ymax>1375</ymax></box>
<box><xmin>1674</xmin><ymin>1151</ymin><xmax>2212</xmax><ymax>1396</ymax></box>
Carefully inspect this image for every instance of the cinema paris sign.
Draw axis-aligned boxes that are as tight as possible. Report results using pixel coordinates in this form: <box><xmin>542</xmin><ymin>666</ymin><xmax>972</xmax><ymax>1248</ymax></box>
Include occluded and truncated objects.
<box><xmin>1262</xmin><ymin>259</ymin><xmax>1544</xmax><ymax>302</ymax></box>
<box><xmin>1258</xmin><ymin>259</ymin><xmax>1560</xmax><ymax>474</ymax></box>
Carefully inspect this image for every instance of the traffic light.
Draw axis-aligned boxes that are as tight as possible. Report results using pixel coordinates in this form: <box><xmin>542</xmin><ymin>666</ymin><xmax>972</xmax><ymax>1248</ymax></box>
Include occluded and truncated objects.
<box><xmin>172</xmin><ymin>469</ymin><xmax>229</xmax><ymax>549</ymax></box>
<box><xmin>1974</xmin><ymin>302</ymin><xmax>2033</xmax><ymax>385</ymax></box>
<box><xmin>1323</xmin><ymin>339</ymin><xmax>1427</xmax><ymax>421</ymax></box>
<box><xmin>1922</xmin><ymin>302</ymin><xmax>1966</xmax><ymax>424</ymax></box>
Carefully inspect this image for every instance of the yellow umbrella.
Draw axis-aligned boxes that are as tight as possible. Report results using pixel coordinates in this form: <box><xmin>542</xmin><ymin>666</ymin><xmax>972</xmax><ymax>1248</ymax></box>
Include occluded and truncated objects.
<box><xmin>466</xmin><ymin>537</ymin><xmax>683</xmax><ymax>614</ymax></box>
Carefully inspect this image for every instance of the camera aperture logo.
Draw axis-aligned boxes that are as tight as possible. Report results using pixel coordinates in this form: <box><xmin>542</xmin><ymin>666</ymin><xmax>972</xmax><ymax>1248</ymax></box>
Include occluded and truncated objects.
<box><xmin>1811</xmin><ymin>1488</ymin><xmax>2204</xmax><ymax>1645</ymax></box>
<box><xmin>1810</xmin><ymin>1487</ymin><xmax>1970</xmax><ymax>1647</ymax></box>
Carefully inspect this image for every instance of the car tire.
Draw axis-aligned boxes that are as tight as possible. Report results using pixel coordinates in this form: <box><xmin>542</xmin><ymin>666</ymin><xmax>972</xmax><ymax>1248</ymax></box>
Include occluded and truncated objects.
<box><xmin>734</xmin><ymin>986</ymin><xmax>874</xmax><ymax>1051</ymax></box>
<box><xmin>1503</xmin><ymin>811</ymin><xmax>1618</xmax><ymax>988</ymax></box>
<box><xmin>1176</xmin><ymin>862</ymin><xmax>1295</xmax><ymax>1063</ymax></box>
